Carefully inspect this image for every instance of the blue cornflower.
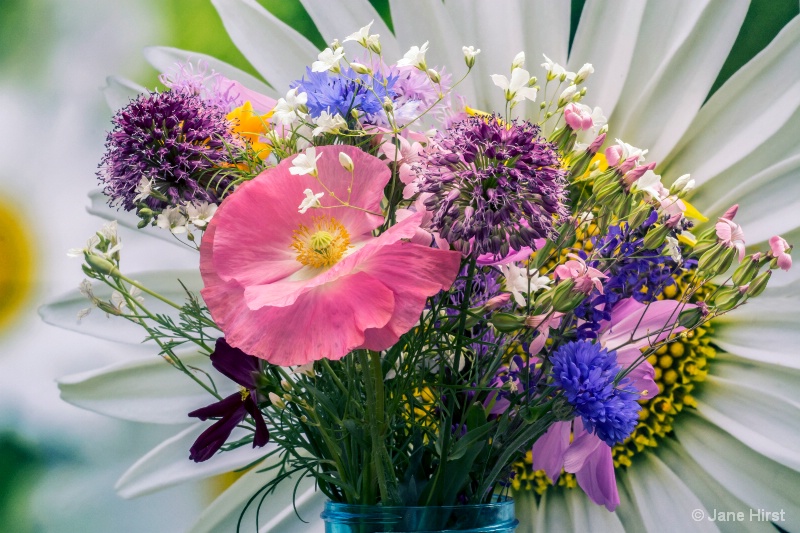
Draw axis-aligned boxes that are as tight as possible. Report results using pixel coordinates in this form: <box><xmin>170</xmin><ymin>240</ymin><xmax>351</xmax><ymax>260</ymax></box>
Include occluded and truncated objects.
<box><xmin>550</xmin><ymin>340</ymin><xmax>640</xmax><ymax>447</ymax></box>
<box><xmin>291</xmin><ymin>67</ymin><xmax>397</xmax><ymax>120</ymax></box>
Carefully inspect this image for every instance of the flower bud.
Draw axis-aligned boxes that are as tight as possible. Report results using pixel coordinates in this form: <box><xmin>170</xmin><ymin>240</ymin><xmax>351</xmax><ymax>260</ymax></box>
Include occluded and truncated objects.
<box><xmin>462</xmin><ymin>46</ymin><xmax>480</xmax><ymax>68</ymax></box>
<box><xmin>349</xmin><ymin>62</ymin><xmax>371</xmax><ymax>74</ymax></box>
<box><xmin>339</xmin><ymin>151</ymin><xmax>354</xmax><ymax>172</ymax></box>
<box><xmin>678</xmin><ymin>307</ymin><xmax>704</xmax><ymax>329</ymax></box>
<box><xmin>746</xmin><ymin>270</ymin><xmax>772</xmax><ymax>297</ymax></box>
<box><xmin>732</xmin><ymin>255</ymin><xmax>761</xmax><ymax>286</ymax></box>
<box><xmin>712</xmin><ymin>286</ymin><xmax>743</xmax><ymax>311</ymax></box>
<box><xmin>427</xmin><ymin>68</ymin><xmax>441</xmax><ymax>83</ymax></box>
<box><xmin>574</xmin><ymin>63</ymin><xmax>594</xmax><ymax>84</ymax></box>
<box><xmin>85</xmin><ymin>254</ymin><xmax>118</xmax><ymax>276</ymax></box>
<box><xmin>698</xmin><ymin>243</ymin><xmax>725</xmax><ymax>272</ymax></box>
<box><xmin>669</xmin><ymin>174</ymin><xmax>693</xmax><ymax>195</ymax></box>
<box><xmin>511</xmin><ymin>51</ymin><xmax>525</xmax><ymax>70</ymax></box>
<box><xmin>268</xmin><ymin>392</ymin><xmax>286</xmax><ymax>409</ymax></box>
<box><xmin>490</xmin><ymin>312</ymin><xmax>527</xmax><ymax>332</ymax></box>
<box><xmin>366</xmin><ymin>35</ymin><xmax>382</xmax><ymax>54</ymax></box>
<box><xmin>643</xmin><ymin>224</ymin><xmax>671</xmax><ymax>250</ymax></box>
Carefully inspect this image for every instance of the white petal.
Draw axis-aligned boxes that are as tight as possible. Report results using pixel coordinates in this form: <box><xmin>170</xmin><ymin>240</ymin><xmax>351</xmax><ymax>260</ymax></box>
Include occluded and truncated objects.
<box><xmin>212</xmin><ymin>0</ymin><xmax>319</xmax><ymax>90</ymax></box>
<box><xmin>711</xmin><ymin>352</ymin><xmax>800</xmax><ymax>405</ymax></box>
<box><xmin>188</xmin><ymin>460</ymin><xmax>324</xmax><ymax>533</ymax></box>
<box><xmin>713</xmin><ymin>296</ymin><xmax>800</xmax><ymax>369</ymax></box>
<box><xmin>675</xmin><ymin>412</ymin><xmax>800</xmax><ymax>532</ymax></box>
<box><xmin>611</xmin><ymin>0</ymin><xmax>748</xmax><ymax>162</ymax></box>
<box><xmin>619</xmin><ymin>452</ymin><xmax>720</xmax><ymax>533</ymax></box>
<box><xmin>662</xmin><ymin>16</ymin><xmax>800</xmax><ymax>187</ymax></box>
<box><xmin>142</xmin><ymin>46</ymin><xmax>276</xmax><ymax>98</ymax></box>
<box><xmin>58</xmin><ymin>351</ymin><xmax>228</xmax><ymax>424</ymax></box>
<box><xmin>694</xmin><ymin>374</ymin><xmax>800</xmax><ymax>470</ymax></box>
<box><xmin>520</xmin><ymin>0</ymin><xmax>570</xmax><ymax>85</ymax></box>
<box><xmin>102</xmin><ymin>75</ymin><xmax>145</xmax><ymax>111</ymax></box>
<box><xmin>298</xmin><ymin>0</ymin><xmax>400</xmax><ymax>60</ymax></box>
<box><xmin>389</xmin><ymin>0</ymin><xmax>475</xmax><ymax>103</ymax></box>
<box><xmin>39</xmin><ymin>269</ymin><xmax>203</xmax><ymax>344</ymax></box>
<box><xmin>116</xmin><ymin>424</ymin><xmax>267</xmax><ymax>498</ymax></box>
<box><xmin>658</xmin><ymin>438</ymin><xmax>777</xmax><ymax>533</ymax></box>
<box><xmin>567</xmin><ymin>0</ymin><xmax>647</xmax><ymax>119</ymax></box>
<box><xmin>691</xmin><ymin>153</ymin><xmax>800</xmax><ymax>244</ymax></box>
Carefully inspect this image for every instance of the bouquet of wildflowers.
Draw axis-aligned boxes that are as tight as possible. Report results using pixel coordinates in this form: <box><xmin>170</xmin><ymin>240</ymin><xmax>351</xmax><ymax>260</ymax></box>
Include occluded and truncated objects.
<box><xmin>68</xmin><ymin>20</ymin><xmax>793</xmax><ymax>526</ymax></box>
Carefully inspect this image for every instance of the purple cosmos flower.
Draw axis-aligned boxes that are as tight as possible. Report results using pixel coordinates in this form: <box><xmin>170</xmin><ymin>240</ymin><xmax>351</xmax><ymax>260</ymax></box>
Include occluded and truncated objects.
<box><xmin>549</xmin><ymin>340</ymin><xmax>639</xmax><ymax>447</ymax></box>
<box><xmin>416</xmin><ymin>116</ymin><xmax>568</xmax><ymax>260</ymax></box>
<box><xmin>99</xmin><ymin>90</ymin><xmax>235</xmax><ymax>212</ymax></box>
<box><xmin>188</xmin><ymin>338</ymin><xmax>269</xmax><ymax>463</ymax></box>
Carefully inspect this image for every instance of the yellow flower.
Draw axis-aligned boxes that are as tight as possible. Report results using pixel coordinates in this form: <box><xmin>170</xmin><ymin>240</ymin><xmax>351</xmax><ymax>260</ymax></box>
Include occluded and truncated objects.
<box><xmin>226</xmin><ymin>101</ymin><xmax>273</xmax><ymax>160</ymax></box>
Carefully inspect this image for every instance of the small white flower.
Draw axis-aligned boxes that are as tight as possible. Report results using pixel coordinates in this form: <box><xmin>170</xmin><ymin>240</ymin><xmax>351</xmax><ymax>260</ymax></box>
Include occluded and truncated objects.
<box><xmin>500</xmin><ymin>263</ymin><xmax>552</xmax><ymax>306</ymax></box>
<box><xmin>155</xmin><ymin>206</ymin><xmax>188</xmax><ymax>234</ymax></box>
<box><xmin>670</xmin><ymin>174</ymin><xmax>695</xmax><ymax>195</ymax></box>
<box><xmin>312</xmin><ymin>111</ymin><xmax>347</xmax><ymax>137</ymax></box>
<box><xmin>132</xmin><ymin>177</ymin><xmax>154</xmax><ymax>204</ymax></box>
<box><xmin>511</xmin><ymin>51</ymin><xmax>526</xmax><ymax>70</ymax></box>
<box><xmin>491</xmin><ymin>68</ymin><xmax>538</xmax><ymax>103</ymax></box>
<box><xmin>338</xmin><ymin>152</ymin><xmax>354</xmax><ymax>172</ymax></box>
<box><xmin>68</xmin><ymin>221</ymin><xmax>122</xmax><ymax>259</ymax></box>
<box><xmin>349</xmin><ymin>62</ymin><xmax>371</xmax><ymax>75</ymax></box>
<box><xmin>397</xmin><ymin>41</ymin><xmax>429</xmax><ymax>70</ymax></box>
<box><xmin>273</xmin><ymin>88</ymin><xmax>308</xmax><ymax>126</ymax></box>
<box><xmin>311</xmin><ymin>47</ymin><xmax>345</xmax><ymax>73</ymax></box>
<box><xmin>185</xmin><ymin>201</ymin><xmax>218</xmax><ymax>229</ymax></box>
<box><xmin>111</xmin><ymin>285</ymin><xmax>144</xmax><ymax>312</ymax></box>
<box><xmin>78</xmin><ymin>279</ymin><xmax>94</xmax><ymax>299</ymax></box>
<box><xmin>462</xmin><ymin>45</ymin><xmax>480</xmax><ymax>68</ymax></box>
<box><xmin>290</xmin><ymin>147</ymin><xmax>323</xmax><ymax>177</ymax></box>
<box><xmin>558</xmin><ymin>84</ymin><xmax>578</xmax><ymax>105</ymax></box>
<box><xmin>67</xmin><ymin>235</ymin><xmax>100</xmax><ymax>258</ymax></box>
<box><xmin>631</xmin><ymin>170</ymin><xmax>664</xmax><ymax>199</ymax></box>
<box><xmin>574</xmin><ymin>62</ymin><xmax>594</xmax><ymax>83</ymax></box>
<box><xmin>343</xmin><ymin>20</ymin><xmax>374</xmax><ymax>46</ymax></box>
<box><xmin>615</xmin><ymin>138</ymin><xmax>649</xmax><ymax>164</ymax></box>
<box><xmin>664</xmin><ymin>236</ymin><xmax>683</xmax><ymax>263</ymax></box>
<box><xmin>298</xmin><ymin>189</ymin><xmax>324</xmax><ymax>214</ymax></box>
<box><xmin>541</xmin><ymin>53</ymin><xmax>575</xmax><ymax>81</ymax></box>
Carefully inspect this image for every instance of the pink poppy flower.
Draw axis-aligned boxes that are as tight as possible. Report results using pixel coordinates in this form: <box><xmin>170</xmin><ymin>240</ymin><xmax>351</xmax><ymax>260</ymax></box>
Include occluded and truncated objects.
<box><xmin>200</xmin><ymin>145</ymin><xmax>461</xmax><ymax>365</ymax></box>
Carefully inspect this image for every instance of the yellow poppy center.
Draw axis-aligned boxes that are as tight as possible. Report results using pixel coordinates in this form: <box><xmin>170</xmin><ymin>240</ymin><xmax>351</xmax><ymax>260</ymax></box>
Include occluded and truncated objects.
<box><xmin>291</xmin><ymin>216</ymin><xmax>351</xmax><ymax>268</ymax></box>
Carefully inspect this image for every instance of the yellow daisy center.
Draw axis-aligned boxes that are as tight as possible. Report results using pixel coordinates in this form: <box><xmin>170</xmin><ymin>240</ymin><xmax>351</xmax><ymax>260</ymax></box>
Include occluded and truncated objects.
<box><xmin>0</xmin><ymin>198</ymin><xmax>35</xmax><ymax>333</ymax></box>
<box><xmin>291</xmin><ymin>215</ymin><xmax>351</xmax><ymax>268</ymax></box>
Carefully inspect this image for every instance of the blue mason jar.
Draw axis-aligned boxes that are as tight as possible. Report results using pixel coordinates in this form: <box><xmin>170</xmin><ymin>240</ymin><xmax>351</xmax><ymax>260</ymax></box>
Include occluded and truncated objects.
<box><xmin>321</xmin><ymin>497</ymin><xmax>518</xmax><ymax>532</ymax></box>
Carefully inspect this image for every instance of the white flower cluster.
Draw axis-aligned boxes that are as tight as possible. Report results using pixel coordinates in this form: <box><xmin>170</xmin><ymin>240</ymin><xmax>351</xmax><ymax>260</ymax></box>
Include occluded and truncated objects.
<box><xmin>155</xmin><ymin>201</ymin><xmax>218</xmax><ymax>235</ymax></box>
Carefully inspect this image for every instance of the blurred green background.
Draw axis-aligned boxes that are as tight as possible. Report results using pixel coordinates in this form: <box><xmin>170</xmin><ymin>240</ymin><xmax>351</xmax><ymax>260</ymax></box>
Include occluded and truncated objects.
<box><xmin>0</xmin><ymin>0</ymin><xmax>797</xmax><ymax>530</ymax></box>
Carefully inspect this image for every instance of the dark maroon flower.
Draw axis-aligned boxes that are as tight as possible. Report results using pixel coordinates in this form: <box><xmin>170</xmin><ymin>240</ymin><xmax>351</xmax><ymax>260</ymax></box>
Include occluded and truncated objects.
<box><xmin>416</xmin><ymin>116</ymin><xmax>568</xmax><ymax>260</ymax></box>
<box><xmin>188</xmin><ymin>338</ymin><xmax>269</xmax><ymax>462</ymax></box>
<box><xmin>99</xmin><ymin>90</ymin><xmax>235</xmax><ymax>212</ymax></box>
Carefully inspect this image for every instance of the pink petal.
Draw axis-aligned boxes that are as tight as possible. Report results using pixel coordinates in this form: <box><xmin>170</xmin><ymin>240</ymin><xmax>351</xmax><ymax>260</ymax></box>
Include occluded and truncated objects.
<box><xmin>777</xmin><ymin>253</ymin><xmax>793</xmax><ymax>271</ymax></box>
<box><xmin>563</xmin><ymin>428</ymin><xmax>603</xmax><ymax>473</ymax></box>
<box><xmin>572</xmin><ymin>441</ymin><xmax>620</xmax><ymax>511</ymax></box>
<box><xmin>625</xmin><ymin>362</ymin><xmax>659</xmax><ymax>400</ymax></box>
<box><xmin>532</xmin><ymin>421</ymin><xmax>571</xmax><ymax>482</ymax></box>
<box><xmin>721</xmin><ymin>204</ymin><xmax>739</xmax><ymax>220</ymax></box>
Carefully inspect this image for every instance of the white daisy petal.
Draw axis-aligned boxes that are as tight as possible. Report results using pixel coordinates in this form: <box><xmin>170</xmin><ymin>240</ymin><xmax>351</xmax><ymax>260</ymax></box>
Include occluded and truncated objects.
<box><xmin>694</xmin><ymin>375</ymin><xmax>800</xmax><ymax>470</ymax></box>
<box><xmin>713</xmin><ymin>297</ymin><xmax>800</xmax><ymax>370</ymax></box>
<box><xmin>187</xmin><ymin>462</ymin><xmax>324</xmax><ymax>533</ymax></box>
<box><xmin>142</xmin><ymin>45</ymin><xmax>276</xmax><ymax>99</ymax></box>
<box><xmin>662</xmin><ymin>16</ymin><xmax>800</xmax><ymax>186</ymax></box>
<box><xmin>711</xmin><ymin>353</ymin><xmax>800</xmax><ymax>405</ymax></box>
<box><xmin>211</xmin><ymin>0</ymin><xmax>318</xmax><ymax>90</ymax></box>
<box><xmin>116</xmin><ymin>425</ymin><xmax>267</xmax><ymax>498</ymax></box>
<box><xmin>658</xmin><ymin>438</ymin><xmax>776</xmax><ymax>533</ymax></box>
<box><xmin>520</xmin><ymin>1</ymin><xmax>570</xmax><ymax>79</ymax></box>
<box><xmin>619</xmin><ymin>452</ymin><xmax>719</xmax><ymax>533</ymax></box>
<box><xmin>58</xmin><ymin>352</ymin><xmax>228</xmax><ymax>424</ymax></box>
<box><xmin>694</xmin><ymin>153</ymin><xmax>800</xmax><ymax>244</ymax></box>
<box><xmin>102</xmin><ymin>75</ymin><xmax>145</xmax><ymax>111</ymax></box>
<box><xmin>567</xmin><ymin>0</ymin><xmax>647</xmax><ymax>119</ymax></box>
<box><xmin>39</xmin><ymin>270</ymin><xmax>202</xmax><ymax>343</ymax></box>
<box><xmin>611</xmin><ymin>0</ymin><xmax>749</xmax><ymax>162</ymax></box>
<box><xmin>675</xmin><ymin>412</ymin><xmax>800</xmax><ymax>532</ymax></box>
<box><xmin>298</xmin><ymin>0</ymin><xmax>400</xmax><ymax>60</ymax></box>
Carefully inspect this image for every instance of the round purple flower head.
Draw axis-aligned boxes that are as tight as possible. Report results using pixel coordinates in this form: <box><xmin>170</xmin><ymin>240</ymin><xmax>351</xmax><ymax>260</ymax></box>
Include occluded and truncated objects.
<box><xmin>416</xmin><ymin>116</ymin><xmax>568</xmax><ymax>259</ymax></box>
<box><xmin>550</xmin><ymin>340</ymin><xmax>640</xmax><ymax>447</ymax></box>
<box><xmin>99</xmin><ymin>90</ymin><xmax>235</xmax><ymax>212</ymax></box>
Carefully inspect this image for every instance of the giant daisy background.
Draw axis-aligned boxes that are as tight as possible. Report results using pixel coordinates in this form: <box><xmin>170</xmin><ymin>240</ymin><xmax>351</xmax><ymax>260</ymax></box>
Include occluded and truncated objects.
<box><xmin>11</xmin><ymin>0</ymin><xmax>799</xmax><ymax>531</ymax></box>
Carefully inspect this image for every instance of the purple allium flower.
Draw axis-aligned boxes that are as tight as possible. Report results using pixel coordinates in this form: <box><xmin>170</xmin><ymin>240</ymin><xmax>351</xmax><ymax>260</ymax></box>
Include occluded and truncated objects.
<box><xmin>188</xmin><ymin>338</ymin><xmax>269</xmax><ymax>462</ymax></box>
<box><xmin>416</xmin><ymin>116</ymin><xmax>569</xmax><ymax>260</ymax></box>
<box><xmin>99</xmin><ymin>90</ymin><xmax>235</xmax><ymax>212</ymax></box>
<box><xmin>549</xmin><ymin>340</ymin><xmax>639</xmax><ymax>447</ymax></box>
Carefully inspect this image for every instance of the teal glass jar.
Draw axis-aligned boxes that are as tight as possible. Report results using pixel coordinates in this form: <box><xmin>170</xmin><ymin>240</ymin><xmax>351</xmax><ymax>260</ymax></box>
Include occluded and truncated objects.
<box><xmin>320</xmin><ymin>497</ymin><xmax>518</xmax><ymax>532</ymax></box>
